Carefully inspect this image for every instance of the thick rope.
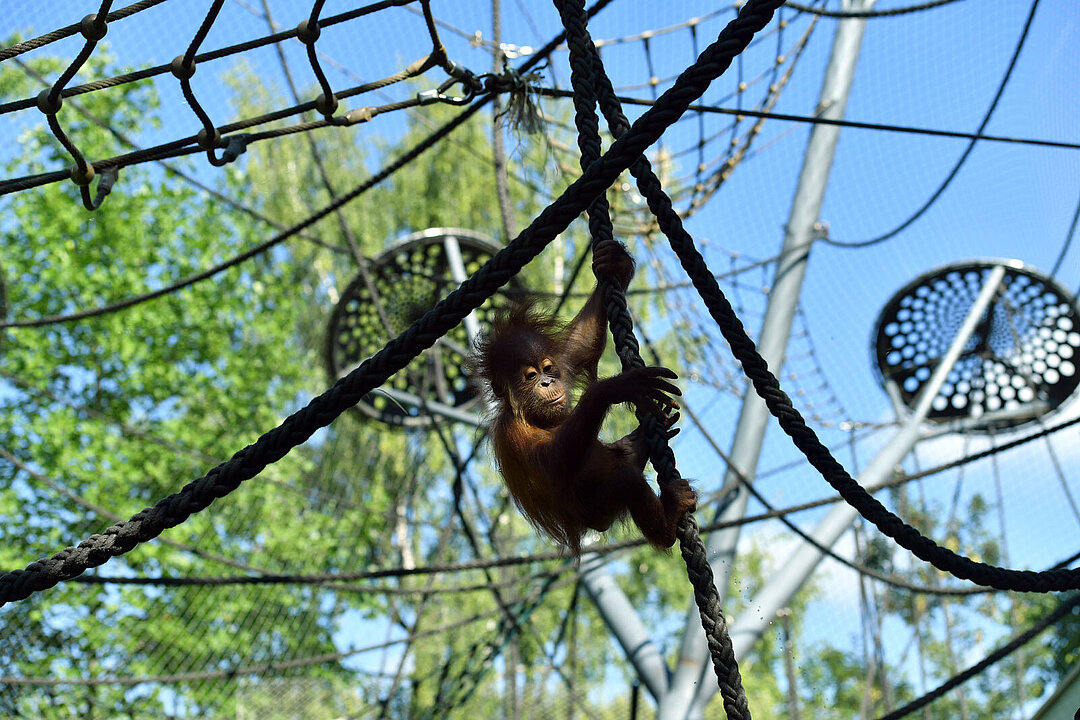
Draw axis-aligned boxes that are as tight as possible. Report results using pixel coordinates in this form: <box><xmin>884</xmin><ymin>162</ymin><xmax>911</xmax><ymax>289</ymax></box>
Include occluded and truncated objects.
<box><xmin>553</xmin><ymin>2</ymin><xmax>1080</xmax><ymax>595</ymax></box>
<box><xmin>0</xmin><ymin>0</ymin><xmax>785</xmax><ymax>608</ymax></box>
<box><xmin>655</xmin><ymin>163</ymin><xmax>1080</xmax><ymax>591</ymax></box>
<box><xmin>557</xmin><ymin>2</ymin><xmax>776</xmax><ymax>718</ymax></box>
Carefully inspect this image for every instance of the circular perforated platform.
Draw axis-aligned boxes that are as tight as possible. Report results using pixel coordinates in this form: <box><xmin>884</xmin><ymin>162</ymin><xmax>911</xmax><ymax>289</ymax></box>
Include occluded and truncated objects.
<box><xmin>872</xmin><ymin>260</ymin><xmax>1080</xmax><ymax>431</ymax></box>
<box><xmin>326</xmin><ymin>228</ymin><xmax>521</xmax><ymax>428</ymax></box>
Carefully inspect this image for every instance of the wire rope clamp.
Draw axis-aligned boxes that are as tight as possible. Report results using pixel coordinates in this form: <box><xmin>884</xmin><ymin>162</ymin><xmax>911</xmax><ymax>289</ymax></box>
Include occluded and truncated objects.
<box><xmin>80</xmin><ymin>13</ymin><xmax>108</xmax><ymax>42</ymax></box>
<box><xmin>35</xmin><ymin>89</ymin><xmax>62</xmax><ymax>115</ymax></box>
<box><xmin>170</xmin><ymin>55</ymin><xmax>196</xmax><ymax>80</ymax></box>
<box><xmin>69</xmin><ymin>162</ymin><xmax>95</xmax><ymax>187</ymax></box>
<box><xmin>220</xmin><ymin>135</ymin><xmax>249</xmax><ymax>164</ymax></box>
<box><xmin>417</xmin><ymin>73</ymin><xmax>479</xmax><ymax>107</ymax></box>
<box><xmin>314</xmin><ymin>92</ymin><xmax>338</xmax><ymax>117</ymax></box>
<box><xmin>342</xmin><ymin>107</ymin><xmax>374</xmax><ymax>125</ymax></box>
<box><xmin>296</xmin><ymin>18</ymin><xmax>321</xmax><ymax>45</ymax></box>
<box><xmin>196</xmin><ymin>127</ymin><xmax>222</xmax><ymax>151</ymax></box>
<box><xmin>415</xmin><ymin>88</ymin><xmax>441</xmax><ymax>106</ymax></box>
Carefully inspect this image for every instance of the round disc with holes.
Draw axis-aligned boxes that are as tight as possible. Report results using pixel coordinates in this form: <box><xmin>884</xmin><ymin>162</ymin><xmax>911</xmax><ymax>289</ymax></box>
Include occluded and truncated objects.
<box><xmin>326</xmin><ymin>228</ymin><xmax>522</xmax><ymax>428</ymax></box>
<box><xmin>872</xmin><ymin>260</ymin><xmax>1080</xmax><ymax>431</ymax></box>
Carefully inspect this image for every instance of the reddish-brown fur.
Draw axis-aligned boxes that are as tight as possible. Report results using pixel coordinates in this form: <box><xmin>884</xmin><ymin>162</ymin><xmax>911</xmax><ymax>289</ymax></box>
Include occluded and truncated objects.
<box><xmin>474</xmin><ymin>244</ymin><xmax>696</xmax><ymax>554</ymax></box>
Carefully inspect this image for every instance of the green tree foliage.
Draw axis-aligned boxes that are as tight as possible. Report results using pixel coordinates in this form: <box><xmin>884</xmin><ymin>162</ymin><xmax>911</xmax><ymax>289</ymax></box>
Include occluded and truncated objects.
<box><xmin>797</xmin><ymin>487</ymin><xmax>1066</xmax><ymax>720</ymax></box>
<box><xmin>0</xmin><ymin>49</ymin><xmax>860</xmax><ymax>720</ymax></box>
<box><xmin>0</xmin><ymin>52</ymin><xmax>407</xmax><ymax>717</ymax></box>
<box><xmin>0</xmin><ymin>45</ymin><xmax>613</xmax><ymax>718</ymax></box>
<box><xmin>5</xmin><ymin>36</ymin><xmax>1070</xmax><ymax>720</ymax></box>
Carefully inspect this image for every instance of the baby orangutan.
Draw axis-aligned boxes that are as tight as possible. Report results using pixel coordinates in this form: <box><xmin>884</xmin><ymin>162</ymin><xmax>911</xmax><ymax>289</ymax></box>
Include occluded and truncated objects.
<box><xmin>474</xmin><ymin>243</ymin><xmax>696</xmax><ymax>554</ymax></box>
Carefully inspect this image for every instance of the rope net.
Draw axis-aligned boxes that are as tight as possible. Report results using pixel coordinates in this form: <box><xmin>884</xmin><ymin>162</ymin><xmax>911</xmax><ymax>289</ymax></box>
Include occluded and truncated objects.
<box><xmin>1</xmin><ymin>1</ymin><xmax>1078</xmax><ymax>718</ymax></box>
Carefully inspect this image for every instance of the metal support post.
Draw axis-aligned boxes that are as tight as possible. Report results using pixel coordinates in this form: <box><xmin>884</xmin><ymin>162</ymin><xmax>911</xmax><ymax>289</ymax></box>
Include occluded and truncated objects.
<box><xmin>579</xmin><ymin>553</ymin><xmax>670</xmax><ymax>699</ymax></box>
<box><xmin>443</xmin><ymin>234</ymin><xmax>483</xmax><ymax>346</ymax></box>
<box><xmin>375</xmin><ymin>387</ymin><xmax>484</xmax><ymax>427</ymax></box>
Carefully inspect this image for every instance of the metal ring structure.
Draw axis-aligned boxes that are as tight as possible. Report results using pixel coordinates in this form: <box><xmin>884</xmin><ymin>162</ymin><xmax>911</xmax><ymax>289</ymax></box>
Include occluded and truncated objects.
<box><xmin>326</xmin><ymin>228</ymin><xmax>521</xmax><ymax>428</ymax></box>
<box><xmin>872</xmin><ymin>259</ymin><xmax>1080</xmax><ymax>432</ymax></box>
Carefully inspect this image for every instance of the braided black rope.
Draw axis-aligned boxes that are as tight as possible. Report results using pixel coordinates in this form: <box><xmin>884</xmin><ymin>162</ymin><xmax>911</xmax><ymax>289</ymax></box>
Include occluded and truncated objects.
<box><xmin>557</xmin><ymin>2</ymin><xmax>766</xmax><ymax>718</ymax></box>
<box><xmin>654</xmin><ymin>183</ymin><xmax>1080</xmax><ymax>591</ymax></box>
<box><xmin>0</xmin><ymin>0</ymin><xmax>783</xmax><ymax>607</ymax></box>
<box><xmin>637</xmin><ymin>126</ymin><xmax>1080</xmax><ymax>594</ymax></box>
<box><xmin>552</xmin><ymin>0</ymin><xmax>1080</xmax><ymax>595</ymax></box>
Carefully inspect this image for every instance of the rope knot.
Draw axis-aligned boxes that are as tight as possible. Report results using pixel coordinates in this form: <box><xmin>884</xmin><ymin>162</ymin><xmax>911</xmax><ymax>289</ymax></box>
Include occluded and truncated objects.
<box><xmin>591</xmin><ymin>240</ymin><xmax>634</xmax><ymax>292</ymax></box>
<box><xmin>486</xmin><ymin>62</ymin><xmax>545</xmax><ymax>135</ymax></box>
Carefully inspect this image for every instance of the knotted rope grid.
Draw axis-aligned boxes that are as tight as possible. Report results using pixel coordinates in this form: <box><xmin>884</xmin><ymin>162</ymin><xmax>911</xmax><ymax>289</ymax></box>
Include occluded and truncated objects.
<box><xmin>553</xmin><ymin>1</ymin><xmax>1080</xmax><ymax>596</ymax></box>
<box><xmin>0</xmin><ymin>0</ymin><xmax>450</xmax><ymax>202</ymax></box>
<box><xmin>2</xmin><ymin>0</ymin><xmax>1077</xmax><ymax>631</ymax></box>
<box><xmin>29</xmin><ymin>0</ymin><xmax>118</xmax><ymax>210</ymax></box>
<box><xmin>0</xmin><ymin>0</ymin><xmax>785</xmax><ymax>607</ymax></box>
